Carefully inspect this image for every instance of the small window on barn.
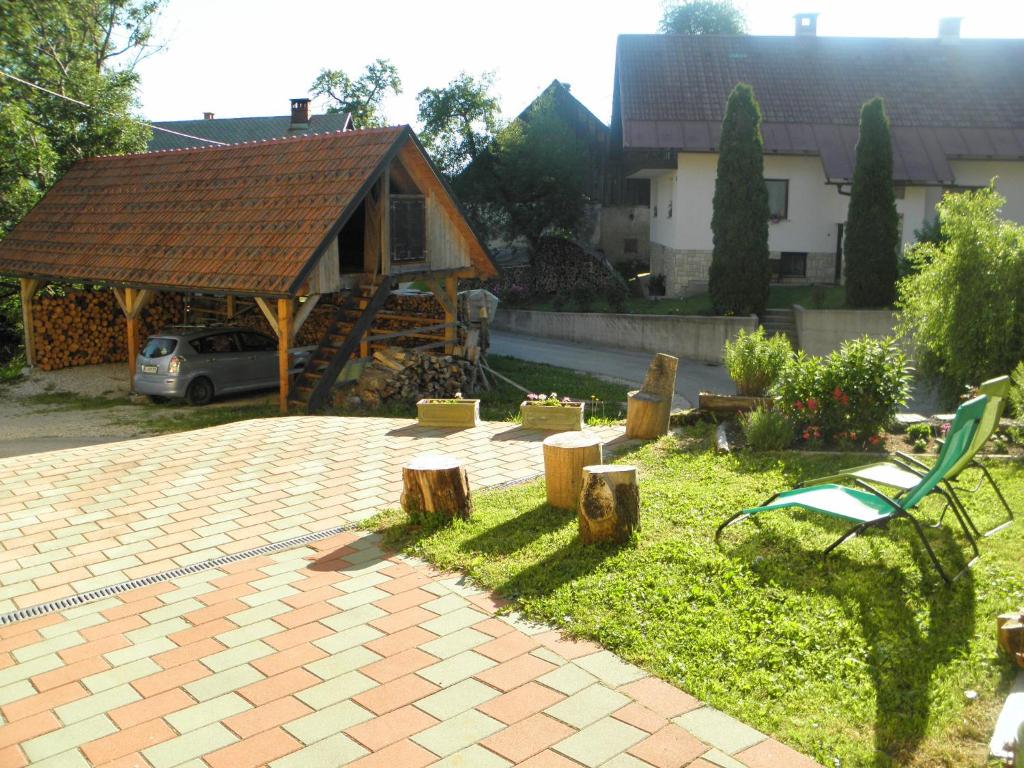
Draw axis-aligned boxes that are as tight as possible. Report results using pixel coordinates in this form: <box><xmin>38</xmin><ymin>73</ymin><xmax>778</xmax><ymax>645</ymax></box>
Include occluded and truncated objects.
<box><xmin>390</xmin><ymin>195</ymin><xmax>426</xmax><ymax>264</ymax></box>
<box><xmin>766</xmin><ymin>179</ymin><xmax>789</xmax><ymax>221</ymax></box>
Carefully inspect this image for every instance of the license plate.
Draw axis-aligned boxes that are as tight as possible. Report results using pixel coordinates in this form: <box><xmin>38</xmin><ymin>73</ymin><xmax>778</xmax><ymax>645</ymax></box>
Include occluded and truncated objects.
<box><xmin>141</xmin><ymin>365</ymin><xmax>158</xmax><ymax>374</ymax></box>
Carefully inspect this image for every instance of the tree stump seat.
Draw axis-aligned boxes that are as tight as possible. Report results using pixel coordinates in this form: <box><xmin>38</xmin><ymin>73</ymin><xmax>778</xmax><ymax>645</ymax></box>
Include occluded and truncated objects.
<box><xmin>577</xmin><ymin>464</ymin><xmax>640</xmax><ymax>544</ymax></box>
<box><xmin>543</xmin><ymin>432</ymin><xmax>603</xmax><ymax>510</ymax></box>
<box><xmin>401</xmin><ymin>454</ymin><xmax>472</xmax><ymax>521</ymax></box>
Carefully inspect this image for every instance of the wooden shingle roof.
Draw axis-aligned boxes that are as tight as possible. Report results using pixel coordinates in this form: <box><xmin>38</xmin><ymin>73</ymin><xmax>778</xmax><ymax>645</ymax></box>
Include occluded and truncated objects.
<box><xmin>0</xmin><ymin>127</ymin><xmax>492</xmax><ymax>296</ymax></box>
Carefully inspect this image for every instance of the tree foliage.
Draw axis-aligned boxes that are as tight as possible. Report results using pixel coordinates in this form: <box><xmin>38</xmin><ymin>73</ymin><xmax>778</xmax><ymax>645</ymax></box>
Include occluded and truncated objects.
<box><xmin>844</xmin><ymin>97</ymin><xmax>900</xmax><ymax>308</ymax></box>
<box><xmin>310</xmin><ymin>59</ymin><xmax>401</xmax><ymax>129</ymax></box>
<box><xmin>461</xmin><ymin>95</ymin><xmax>589</xmax><ymax>250</ymax></box>
<box><xmin>416</xmin><ymin>72</ymin><xmax>501</xmax><ymax>180</ymax></box>
<box><xmin>0</xmin><ymin>0</ymin><xmax>159</xmax><ymax>236</ymax></box>
<box><xmin>709</xmin><ymin>83</ymin><xmax>770</xmax><ymax>315</ymax></box>
<box><xmin>896</xmin><ymin>184</ymin><xmax>1024</xmax><ymax>404</ymax></box>
<box><xmin>660</xmin><ymin>0</ymin><xmax>746</xmax><ymax>34</ymax></box>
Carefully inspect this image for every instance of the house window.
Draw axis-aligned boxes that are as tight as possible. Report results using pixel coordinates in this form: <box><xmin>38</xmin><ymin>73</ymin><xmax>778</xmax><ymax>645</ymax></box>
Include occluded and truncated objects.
<box><xmin>780</xmin><ymin>251</ymin><xmax>807</xmax><ymax>277</ymax></box>
<box><xmin>390</xmin><ymin>195</ymin><xmax>426</xmax><ymax>263</ymax></box>
<box><xmin>766</xmin><ymin>179</ymin><xmax>789</xmax><ymax>221</ymax></box>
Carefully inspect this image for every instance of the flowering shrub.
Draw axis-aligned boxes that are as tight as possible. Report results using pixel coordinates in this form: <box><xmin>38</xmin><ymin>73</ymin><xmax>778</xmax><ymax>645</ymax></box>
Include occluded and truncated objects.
<box><xmin>740</xmin><ymin>407</ymin><xmax>794</xmax><ymax>451</ymax></box>
<box><xmin>525</xmin><ymin>392</ymin><xmax>577</xmax><ymax>407</ymax></box>
<box><xmin>773</xmin><ymin>337</ymin><xmax>911</xmax><ymax>445</ymax></box>
<box><xmin>723</xmin><ymin>327</ymin><xmax>792</xmax><ymax>396</ymax></box>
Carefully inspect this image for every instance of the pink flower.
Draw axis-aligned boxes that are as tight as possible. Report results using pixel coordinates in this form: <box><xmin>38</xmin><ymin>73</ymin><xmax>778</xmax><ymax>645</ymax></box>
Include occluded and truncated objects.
<box><xmin>807</xmin><ymin>398</ymin><xmax>819</xmax><ymax>412</ymax></box>
<box><xmin>794</xmin><ymin>401</ymin><xmax>805</xmax><ymax>411</ymax></box>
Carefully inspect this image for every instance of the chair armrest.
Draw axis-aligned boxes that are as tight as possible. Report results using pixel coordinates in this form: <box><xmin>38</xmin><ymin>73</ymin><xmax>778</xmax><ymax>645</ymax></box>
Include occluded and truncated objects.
<box><xmin>853</xmin><ymin>479</ymin><xmax>904</xmax><ymax>514</ymax></box>
<box><xmin>890</xmin><ymin>456</ymin><xmax>927</xmax><ymax>477</ymax></box>
<box><xmin>895</xmin><ymin>451</ymin><xmax>930</xmax><ymax>470</ymax></box>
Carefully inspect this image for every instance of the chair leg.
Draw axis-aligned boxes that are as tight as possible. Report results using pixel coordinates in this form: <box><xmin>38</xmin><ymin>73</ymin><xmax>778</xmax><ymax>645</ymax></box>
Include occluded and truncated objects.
<box><xmin>901</xmin><ymin>513</ymin><xmax>952</xmax><ymax>585</ymax></box>
<box><xmin>941</xmin><ymin>484</ymin><xmax>981</xmax><ymax>542</ymax></box>
<box><xmin>977</xmin><ymin>462</ymin><xmax>1015</xmax><ymax>532</ymax></box>
<box><xmin>935</xmin><ymin>487</ymin><xmax>980</xmax><ymax>564</ymax></box>
<box><xmin>716</xmin><ymin>512</ymin><xmax>751</xmax><ymax>540</ymax></box>
<box><xmin>823</xmin><ymin>523</ymin><xmax>866</xmax><ymax>558</ymax></box>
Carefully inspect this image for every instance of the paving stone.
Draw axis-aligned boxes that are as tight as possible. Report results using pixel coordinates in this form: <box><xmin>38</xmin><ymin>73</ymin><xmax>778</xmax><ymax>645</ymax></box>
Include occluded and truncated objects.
<box><xmin>481</xmin><ymin>712</ymin><xmax>576</xmax><ymax>763</ymax></box>
<box><xmin>284</xmin><ymin>700</ymin><xmax>373</xmax><ymax>745</ymax></box>
<box><xmin>22</xmin><ymin>713</ymin><xmax>117</xmax><ymax>761</ymax></box>
<box><xmin>627</xmin><ymin>723</ymin><xmax>709</xmax><ymax>766</ymax></box>
<box><xmin>735</xmin><ymin>737</ymin><xmax>823</xmax><ymax>768</ymax></box>
<box><xmin>214</xmin><ymin>619</ymin><xmax>283</xmax><ymax>647</ymax></box>
<box><xmin>600</xmin><ymin>753</ymin><xmax>656</xmax><ymax>767</ymax></box>
<box><xmin>312</xmin><ymin>624</ymin><xmax>383</xmax><ymax>654</ymax></box>
<box><xmin>574</xmin><ymin>650</ymin><xmax>646</xmax><ymax>688</ymax></box>
<box><xmin>184</xmin><ymin>664</ymin><xmax>263</xmax><ymax>702</ymax></box>
<box><xmin>673</xmin><ymin>707</ymin><xmax>766</xmax><ymax>755</ymax></box>
<box><xmin>539</xmin><ymin>663</ymin><xmax>599</xmax><ymax>695</ymax></box>
<box><xmin>413</xmin><ymin>678</ymin><xmax>500</xmax><ymax>719</ymax></box>
<box><xmin>165</xmin><ymin>692</ymin><xmax>252</xmax><ymax>733</ymax></box>
<box><xmin>201</xmin><ymin>639</ymin><xmax>274</xmax><ymax>672</ymax></box>
<box><xmin>410</xmin><ymin>708</ymin><xmax>504</xmax><ymax>757</ymax></box>
<box><xmin>82</xmin><ymin>658</ymin><xmax>161</xmax><ymax>694</ymax></box>
<box><xmin>295</xmin><ymin>671</ymin><xmax>376</xmax><ymax>709</ymax></box>
<box><xmin>430</xmin><ymin>744</ymin><xmax>512</xmax><ymax>767</ymax></box>
<box><xmin>418</xmin><ymin>627</ymin><xmax>490</xmax><ymax>659</ymax></box>
<box><xmin>420</xmin><ymin>607</ymin><xmax>488</xmax><ymax>636</ymax></box>
<box><xmin>319</xmin><ymin>603</ymin><xmax>387</xmax><ymax>632</ymax></box>
<box><xmin>697</xmin><ymin>748</ymin><xmax>750</xmax><ymax>768</ymax></box>
<box><xmin>552</xmin><ymin>716</ymin><xmax>647</xmax><ymax>767</ymax></box>
<box><xmin>305</xmin><ymin>646</ymin><xmax>381</xmax><ymax>681</ymax></box>
<box><xmin>546</xmin><ymin>684</ymin><xmax>632</xmax><ymax>729</ymax></box>
<box><xmin>418</xmin><ymin>650</ymin><xmax>496</xmax><ymax>687</ymax></box>
<box><xmin>54</xmin><ymin>684</ymin><xmax>141</xmax><ymax>725</ymax></box>
<box><xmin>143</xmin><ymin>722</ymin><xmax>238</xmax><ymax>768</ymax></box>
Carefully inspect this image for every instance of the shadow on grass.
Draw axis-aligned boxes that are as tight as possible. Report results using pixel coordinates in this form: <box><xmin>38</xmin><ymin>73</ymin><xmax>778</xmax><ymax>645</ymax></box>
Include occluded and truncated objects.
<box><xmin>724</xmin><ymin>511</ymin><xmax>975</xmax><ymax>767</ymax></box>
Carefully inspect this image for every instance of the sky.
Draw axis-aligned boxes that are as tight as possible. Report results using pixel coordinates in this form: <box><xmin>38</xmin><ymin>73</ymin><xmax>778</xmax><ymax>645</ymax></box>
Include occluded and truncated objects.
<box><xmin>135</xmin><ymin>0</ymin><xmax>1024</xmax><ymax>128</ymax></box>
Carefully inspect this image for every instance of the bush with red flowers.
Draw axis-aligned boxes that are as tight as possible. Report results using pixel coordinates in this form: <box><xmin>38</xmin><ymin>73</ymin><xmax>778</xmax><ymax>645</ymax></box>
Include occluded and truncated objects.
<box><xmin>773</xmin><ymin>337</ymin><xmax>911</xmax><ymax>446</ymax></box>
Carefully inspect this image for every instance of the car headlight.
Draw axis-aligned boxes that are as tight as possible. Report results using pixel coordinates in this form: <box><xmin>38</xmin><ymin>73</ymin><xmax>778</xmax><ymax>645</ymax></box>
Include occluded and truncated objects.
<box><xmin>168</xmin><ymin>356</ymin><xmax>184</xmax><ymax>374</ymax></box>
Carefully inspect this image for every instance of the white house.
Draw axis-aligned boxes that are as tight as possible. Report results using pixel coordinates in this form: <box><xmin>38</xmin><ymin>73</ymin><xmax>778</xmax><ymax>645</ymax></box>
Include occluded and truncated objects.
<box><xmin>611</xmin><ymin>16</ymin><xmax>1024</xmax><ymax>297</ymax></box>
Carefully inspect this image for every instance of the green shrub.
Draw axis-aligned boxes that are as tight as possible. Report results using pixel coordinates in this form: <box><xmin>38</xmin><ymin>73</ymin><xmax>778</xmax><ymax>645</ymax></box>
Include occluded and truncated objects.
<box><xmin>604</xmin><ymin>281</ymin><xmax>628</xmax><ymax>313</ymax></box>
<box><xmin>1011</xmin><ymin>361</ymin><xmax>1024</xmax><ymax>418</ymax></box>
<box><xmin>649</xmin><ymin>274</ymin><xmax>666</xmax><ymax>297</ymax></box>
<box><xmin>723</xmin><ymin>327</ymin><xmax>791</xmax><ymax>396</ymax></box>
<box><xmin>774</xmin><ymin>336</ymin><xmax>910</xmax><ymax>445</ymax></box>
<box><xmin>897</xmin><ymin>184</ymin><xmax>1024</xmax><ymax>404</ymax></box>
<box><xmin>740</xmin><ymin>406</ymin><xmax>794</xmax><ymax>451</ymax></box>
<box><xmin>572</xmin><ymin>286</ymin><xmax>593</xmax><ymax>312</ymax></box>
<box><xmin>906</xmin><ymin>423</ymin><xmax>931</xmax><ymax>443</ymax></box>
<box><xmin>912</xmin><ymin>438</ymin><xmax>928</xmax><ymax>453</ymax></box>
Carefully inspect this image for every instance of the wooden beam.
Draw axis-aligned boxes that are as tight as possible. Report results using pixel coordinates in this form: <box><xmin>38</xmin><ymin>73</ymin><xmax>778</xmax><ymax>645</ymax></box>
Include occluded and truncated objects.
<box><xmin>226</xmin><ymin>295</ymin><xmax>236</xmax><ymax>320</ymax></box>
<box><xmin>19</xmin><ymin>279</ymin><xmax>40</xmax><ymax>367</ymax></box>
<box><xmin>111</xmin><ymin>286</ymin><xmax>127</xmax><ymax>315</ymax></box>
<box><xmin>277</xmin><ymin>298</ymin><xmax>293</xmax><ymax>415</ymax></box>
<box><xmin>255</xmin><ymin>297</ymin><xmax>280</xmax><ymax>337</ymax></box>
<box><xmin>126</xmin><ymin>289</ymin><xmax>153</xmax><ymax>320</ymax></box>
<box><xmin>425</xmin><ymin>279</ymin><xmax>456</xmax><ymax>318</ymax></box>
<box><xmin>292</xmin><ymin>294</ymin><xmax>321</xmax><ymax>343</ymax></box>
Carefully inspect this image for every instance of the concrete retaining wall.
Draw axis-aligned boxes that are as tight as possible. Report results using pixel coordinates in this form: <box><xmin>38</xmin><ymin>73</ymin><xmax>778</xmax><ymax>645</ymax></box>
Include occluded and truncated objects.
<box><xmin>792</xmin><ymin>305</ymin><xmax>899</xmax><ymax>357</ymax></box>
<box><xmin>493</xmin><ymin>309</ymin><xmax>757</xmax><ymax>363</ymax></box>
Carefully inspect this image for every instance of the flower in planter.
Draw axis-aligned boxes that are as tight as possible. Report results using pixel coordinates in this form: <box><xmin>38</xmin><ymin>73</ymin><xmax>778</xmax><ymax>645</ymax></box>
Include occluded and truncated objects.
<box><xmin>525</xmin><ymin>392</ymin><xmax>577</xmax><ymax>407</ymax></box>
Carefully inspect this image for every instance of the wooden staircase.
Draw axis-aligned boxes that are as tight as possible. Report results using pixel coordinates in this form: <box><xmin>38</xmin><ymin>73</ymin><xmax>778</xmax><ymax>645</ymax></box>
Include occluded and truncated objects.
<box><xmin>288</xmin><ymin>278</ymin><xmax>393</xmax><ymax>413</ymax></box>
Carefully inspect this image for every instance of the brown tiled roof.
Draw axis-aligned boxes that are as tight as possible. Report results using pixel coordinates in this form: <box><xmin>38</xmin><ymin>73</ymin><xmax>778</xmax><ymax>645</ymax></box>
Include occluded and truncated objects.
<box><xmin>0</xmin><ymin>127</ymin><xmax>493</xmax><ymax>295</ymax></box>
<box><xmin>614</xmin><ymin>34</ymin><xmax>1024</xmax><ymax>183</ymax></box>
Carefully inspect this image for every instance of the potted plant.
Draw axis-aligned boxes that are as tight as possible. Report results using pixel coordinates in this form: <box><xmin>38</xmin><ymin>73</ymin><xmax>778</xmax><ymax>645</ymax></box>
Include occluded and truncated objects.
<box><xmin>520</xmin><ymin>392</ymin><xmax>584</xmax><ymax>431</ymax></box>
<box><xmin>417</xmin><ymin>393</ymin><xmax>480</xmax><ymax>428</ymax></box>
<box><xmin>699</xmin><ymin>328</ymin><xmax>789</xmax><ymax>414</ymax></box>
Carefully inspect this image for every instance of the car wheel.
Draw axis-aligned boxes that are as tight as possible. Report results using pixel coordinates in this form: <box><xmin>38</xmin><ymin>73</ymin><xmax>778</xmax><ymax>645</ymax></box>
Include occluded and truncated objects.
<box><xmin>186</xmin><ymin>377</ymin><xmax>214</xmax><ymax>406</ymax></box>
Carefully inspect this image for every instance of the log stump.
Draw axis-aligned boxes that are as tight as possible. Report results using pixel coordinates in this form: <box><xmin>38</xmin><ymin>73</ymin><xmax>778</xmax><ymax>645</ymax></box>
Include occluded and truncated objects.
<box><xmin>578</xmin><ymin>464</ymin><xmax>639</xmax><ymax>544</ymax></box>
<box><xmin>626</xmin><ymin>353</ymin><xmax>679</xmax><ymax>439</ymax></box>
<box><xmin>543</xmin><ymin>432</ymin><xmax>603</xmax><ymax>510</ymax></box>
<box><xmin>401</xmin><ymin>454</ymin><xmax>472</xmax><ymax>521</ymax></box>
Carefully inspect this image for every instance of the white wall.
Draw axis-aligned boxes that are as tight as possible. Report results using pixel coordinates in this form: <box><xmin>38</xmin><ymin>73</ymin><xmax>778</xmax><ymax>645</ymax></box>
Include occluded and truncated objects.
<box><xmin>647</xmin><ymin>152</ymin><xmax>1022</xmax><ymax>254</ymax></box>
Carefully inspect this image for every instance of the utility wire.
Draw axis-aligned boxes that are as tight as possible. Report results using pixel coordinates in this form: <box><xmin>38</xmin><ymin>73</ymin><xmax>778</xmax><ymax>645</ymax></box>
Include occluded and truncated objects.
<box><xmin>0</xmin><ymin>68</ymin><xmax>228</xmax><ymax>146</ymax></box>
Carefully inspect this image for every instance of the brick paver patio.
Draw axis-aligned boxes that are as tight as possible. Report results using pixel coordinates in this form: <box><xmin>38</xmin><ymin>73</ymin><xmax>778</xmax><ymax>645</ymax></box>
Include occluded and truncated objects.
<box><xmin>0</xmin><ymin>416</ymin><xmax>820</xmax><ymax>767</ymax></box>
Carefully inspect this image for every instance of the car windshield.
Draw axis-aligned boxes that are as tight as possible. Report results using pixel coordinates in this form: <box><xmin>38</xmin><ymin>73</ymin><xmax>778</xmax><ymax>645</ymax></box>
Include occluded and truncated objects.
<box><xmin>140</xmin><ymin>338</ymin><xmax>177</xmax><ymax>358</ymax></box>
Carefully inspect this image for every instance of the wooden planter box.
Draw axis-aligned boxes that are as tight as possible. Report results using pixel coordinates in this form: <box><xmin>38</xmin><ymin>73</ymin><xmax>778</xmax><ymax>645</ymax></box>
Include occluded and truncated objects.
<box><xmin>697</xmin><ymin>392</ymin><xmax>774</xmax><ymax>415</ymax></box>
<box><xmin>417</xmin><ymin>399</ymin><xmax>480</xmax><ymax>428</ymax></box>
<box><xmin>520</xmin><ymin>402</ymin><xmax>584</xmax><ymax>431</ymax></box>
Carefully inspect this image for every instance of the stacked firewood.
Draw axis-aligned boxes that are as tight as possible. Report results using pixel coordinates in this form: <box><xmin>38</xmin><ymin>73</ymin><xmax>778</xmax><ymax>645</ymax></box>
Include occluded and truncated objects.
<box><xmin>346</xmin><ymin>347</ymin><xmax>470</xmax><ymax>409</ymax></box>
<box><xmin>998</xmin><ymin>611</ymin><xmax>1024</xmax><ymax>667</ymax></box>
<box><xmin>31</xmin><ymin>290</ymin><xmax>184</xmax><ymax>371</ymax></box>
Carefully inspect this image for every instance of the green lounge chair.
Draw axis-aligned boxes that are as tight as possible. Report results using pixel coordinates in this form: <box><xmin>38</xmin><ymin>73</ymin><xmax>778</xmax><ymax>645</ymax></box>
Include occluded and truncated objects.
<box><xmin>801</xmin><ymin>376</ymin><xmax>1013</xmax><ymax>538</ymax></box>
<box><xmin>716</xmin><ymin>395</ymin><xmax>989</xmax><ymax>584</ymax></box>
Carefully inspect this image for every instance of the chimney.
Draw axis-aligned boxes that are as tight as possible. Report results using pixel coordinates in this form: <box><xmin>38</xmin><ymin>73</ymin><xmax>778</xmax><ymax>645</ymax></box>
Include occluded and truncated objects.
<box><xmin>290</xmin><ymin>98</ymin><xmax>310</xmax><ymax>127</ymax></box>
<box><xmin>794</xmin><ymin>13</ymin><xmax>819</xmax><ymax>37</ymax></box>
<box><xmin>203</xmin><ymin>112</ymin><xmax>214</xmax><ymax>120</ymax></box>
<box><xmin>938</xmin><ymin>17</ymin><xmax>962</xmax><ymax>42</ymax></box>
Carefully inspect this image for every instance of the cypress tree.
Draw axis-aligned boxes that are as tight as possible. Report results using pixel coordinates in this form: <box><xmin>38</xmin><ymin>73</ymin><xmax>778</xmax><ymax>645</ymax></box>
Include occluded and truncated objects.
<box><xmin>709</xmin><ymin>83</ymin><xmax>770</xmax><ymax>315</ymax></box>
<box><xmin>844</xmin><ymin>97</ymin><xmax>900</xmax><ymax>307</ymax></box>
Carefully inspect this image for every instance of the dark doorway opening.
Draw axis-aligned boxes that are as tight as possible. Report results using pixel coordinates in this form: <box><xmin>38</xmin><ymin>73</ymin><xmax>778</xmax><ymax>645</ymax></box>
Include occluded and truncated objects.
<box><xmin>339</xmin><ymin>200</ymin><xmax>366</xmax><ymax>274</ymax></box>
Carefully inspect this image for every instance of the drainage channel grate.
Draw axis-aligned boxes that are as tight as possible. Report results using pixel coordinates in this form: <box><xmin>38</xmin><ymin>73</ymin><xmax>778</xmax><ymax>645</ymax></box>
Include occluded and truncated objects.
<box><xmin>0</xmin><ymin>522</ymin><xmax>361</xmax><ymax>626</ymax></box>
<box><xmin>0</xmin><ymin>472</ymin><xmax>545</xmax><ymax>627</ymax></box>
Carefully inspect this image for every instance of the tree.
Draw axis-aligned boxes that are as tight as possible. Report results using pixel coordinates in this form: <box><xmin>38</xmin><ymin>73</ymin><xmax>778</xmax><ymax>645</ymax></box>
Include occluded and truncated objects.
<box><xmin>709</xmin><ymin>83</ymin><xmax>770</xmax><ymax>315</ymax></box>
<box><xmin>416</xmin><ymin>72</ymin><xmax>501</xmax><ymax>179</ymax></box>
<box><xmin>310</xmin><ymin>59</ymin><xmax>401</xmax><ymax>129</ymax></box>
<box><xmin>476</xmin><ymin>95</ymin><xmax>589</xmax><ymax>251</ymax></box>
<box><xmin>0</xmin><ymin>0</ymin><xmax>160</xmax><ymax>236</ymax></box>
<box><xmin>897</xmin><ymin>184</ymin><xmax>1024</xmax><ymax>404</ymax></box>
<box><xmin>844</xmin><ymin>97</ymin><xmax>900</xmax><ymax>308</ymax></box>
<box><xmin>660</xmin><ymin>0</ymin><xmax>746</xmax><ymax>34</ymax></box>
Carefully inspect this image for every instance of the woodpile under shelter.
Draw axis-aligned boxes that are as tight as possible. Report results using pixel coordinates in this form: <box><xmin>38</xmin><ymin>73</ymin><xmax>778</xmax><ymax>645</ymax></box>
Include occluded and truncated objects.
<box><xmin>0</xmin><ymin>126</ymin><xmax>496</xmax><ymax>413</ymax></box>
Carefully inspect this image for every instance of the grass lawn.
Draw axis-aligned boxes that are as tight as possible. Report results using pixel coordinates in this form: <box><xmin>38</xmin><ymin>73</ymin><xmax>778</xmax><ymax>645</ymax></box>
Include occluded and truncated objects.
<box><xmin>368</xmin><ymin>424</ymin><xmax>1024</xmax><ymax>767</ymax></box>
<box><xmin>516</xmin><ymin>284</ymin><xmax>848</xmax><ymax>316</ymax></box>
<box><xmin>135</xmin><ymin>355</ymin><xmax>631</xmax><ymax>433</ymax></box>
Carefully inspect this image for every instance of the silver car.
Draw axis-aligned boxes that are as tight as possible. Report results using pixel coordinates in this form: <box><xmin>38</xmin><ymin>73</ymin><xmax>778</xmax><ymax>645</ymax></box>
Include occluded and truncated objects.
<box><xmin>133</xmin><ymin>326</ymin><xmax>313</xmax><ymax>405</ymax></box>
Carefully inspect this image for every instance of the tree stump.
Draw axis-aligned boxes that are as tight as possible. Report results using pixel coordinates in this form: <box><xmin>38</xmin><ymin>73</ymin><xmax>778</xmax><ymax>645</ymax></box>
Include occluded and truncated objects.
<box><xmin>578</xmin><ymin>464</ymin><xmax>639</xmax><ymax>544</ymax></box>
<box><xmin>401</xmin><ymin>454</ymin><xmax>472</xmax><ymax>521</ymax></box>
<box><xmin>543</xmin><ymin>432</ymin><xmax>603</xmax><ymax>510</ymax></box>
<box><xmin>626</xmin><ymin>353</ymin><xmax>679</xmax><ymax>439</ymax></box>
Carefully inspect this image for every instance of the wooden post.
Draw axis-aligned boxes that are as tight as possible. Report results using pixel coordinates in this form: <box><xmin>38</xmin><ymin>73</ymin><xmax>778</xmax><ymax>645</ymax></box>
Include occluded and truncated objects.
<box><xmin>277</xmin><ymin>298</ymin><xmax>293</xmax><ymax>415</ymax></box>
<box><xmin>19</xmin><ymin>279</ymin><xmax>40</xmax><ymax>367</ymax></box>
<box><xmin>226</xmin><ymin>295</ymin><xmax>235</xmax><ymax>320</ymax></box>
<box><xmin>401</xmin><ymin>454</ymin><xmax>472</xmax><ymax>521</ymax></box>
<box><xmin>626</xmin><ymin>353</ymin><xmax>679</xmax><ymax>439</ymax></box>
<box><xmin>444</xmin><ymin>276</ymin><xmax>457</xmax><ymax>354</ymax></box>
<box><xmin>543</xmin><ymin>432</ymin><xmax>603</xmax><ymax>510</ymax></box>
<box><xmin>578</xmin><ymin>464</ymin><xmax>640</xmax><ymax>544</ymax></box>
<box><xmin>115</xmin><ymin>287</ymin><xmax>154</xmax><ymax>385</ymax></box>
